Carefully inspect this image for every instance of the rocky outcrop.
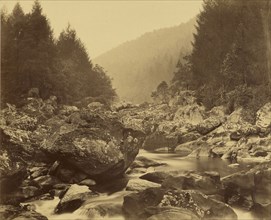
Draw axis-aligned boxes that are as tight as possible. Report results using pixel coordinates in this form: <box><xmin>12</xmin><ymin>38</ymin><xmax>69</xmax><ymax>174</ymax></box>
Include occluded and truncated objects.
<box><xmin>41</xmin><ymin>109</ymin><xmax>142</xmax><ymax>181</ymax></box>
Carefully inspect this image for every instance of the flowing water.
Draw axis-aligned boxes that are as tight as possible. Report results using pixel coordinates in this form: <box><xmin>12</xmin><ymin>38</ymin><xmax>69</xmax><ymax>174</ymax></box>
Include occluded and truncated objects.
<box><xmin>26</xmin><ymin>150</ymin><xmax>261</xmax><ymax>220</ymax></box>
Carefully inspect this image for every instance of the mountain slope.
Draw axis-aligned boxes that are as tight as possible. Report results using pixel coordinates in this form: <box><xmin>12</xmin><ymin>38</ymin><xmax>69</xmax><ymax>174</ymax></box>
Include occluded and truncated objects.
<box><xmin>94</xmin><ymin>17</ymin><xmax>196</xmax><ymax>103</ymax></box>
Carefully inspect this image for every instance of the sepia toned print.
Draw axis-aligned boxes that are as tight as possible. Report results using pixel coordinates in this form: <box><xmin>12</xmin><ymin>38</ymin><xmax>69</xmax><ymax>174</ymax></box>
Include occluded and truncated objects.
<box><xmin>0</xmin><ymin>0</ymin><xmax>271</xmax><ymax>219</ymax></box>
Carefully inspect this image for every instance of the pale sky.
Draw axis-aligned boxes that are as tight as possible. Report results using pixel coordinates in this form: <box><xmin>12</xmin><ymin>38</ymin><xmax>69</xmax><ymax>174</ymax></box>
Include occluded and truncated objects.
<box><xmin>1</xmin><ymin>0</ymin><xmax>203</xmax><ymax>58</ymax></box>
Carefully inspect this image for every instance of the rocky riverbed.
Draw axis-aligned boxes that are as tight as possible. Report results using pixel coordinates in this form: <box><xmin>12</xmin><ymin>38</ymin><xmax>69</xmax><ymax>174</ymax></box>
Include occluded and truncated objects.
<box><xmin>0</xmin><ymin>90</ymin><xmax>271</xmax><ymax>219</ymax></box>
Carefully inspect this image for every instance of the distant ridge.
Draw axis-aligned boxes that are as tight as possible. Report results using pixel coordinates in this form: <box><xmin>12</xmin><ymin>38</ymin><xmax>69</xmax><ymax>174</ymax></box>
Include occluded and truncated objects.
<box><xmin>94</xmin><ymin>17</ymin><xmax>196</xmax><ymax>103</ymax></box>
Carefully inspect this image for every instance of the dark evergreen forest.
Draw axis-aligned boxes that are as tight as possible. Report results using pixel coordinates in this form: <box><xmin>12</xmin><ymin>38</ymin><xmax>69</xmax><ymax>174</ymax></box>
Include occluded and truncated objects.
<box><xmin>1</xmin><ymin>1</ymin><xmax>116</xmax><ymax>106</ymax></box>
<box><xmin>154</xmin><ymin>0</ymin><xmax>271</xmax><ymax>121</ymax></box>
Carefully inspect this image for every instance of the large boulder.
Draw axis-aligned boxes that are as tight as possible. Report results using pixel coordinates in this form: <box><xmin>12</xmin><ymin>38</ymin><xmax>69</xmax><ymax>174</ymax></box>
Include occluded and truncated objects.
<box><xmin>49</xmin><ymin>162</ymin><xmax>88</xmax><ymax>184</ymax></box>
<box><xmin>140</xmin><ymin>171</ymin><xmax>172</xmax><ymax>184</ymax></box>
<box><xmin>87</xmin><ymin>102</ymin><xmax>104</xmax><ymax>110</ymax></box>
<box><xmin>222</xmin><ymin>162</ymin><xmax>271</xmax><ymax>209</ymax></box>
<box><xmin>59</xmin><ymin>105</ymin><xmax>79</xmax><ymax>116</ymax></box>
<box><xmin>175</xmin><ymin>144</ymin><xmax>195</xmax><ymax>156</ymax></box>
<box><xmin>80</xmin><ymin>202</ymin><xmax>123</xmax><ymax>219</ymax></box>
<box><xmin>33</xmin><ymin>175</ymin><xmax>60</xmax><ymax>191</ymax></box>
<box><xmin>130</xmin><ymin>156</ymin><xmax>166</xmax><ymax>169</ymax></box>
<box><xmin>120</xmin><ymin>114</ymin><xmax>145</xmax><ymax>134</ymax></box>
<box><xmin>162</xmin><ymin>171</ymin><xmax>222</xmax><ymax>196</ymax></box>
<box><xmin>196</xmin><ymin>116</ymin><xmax>223</xmax><ymax>135</ymax></box>
<box><xmin>126</xmin><ymin>179</ymin><xmax>160</xmax><ymax>191</ymax></box>
<box><xmin>143</xmin><ymin>131</ymin><xmax>178</xmax><ymax>151</ymax></box>
<box><xmin>123</xmin><ymin>188</ymin><xmax>237</xmax><ymax>220</ymax></box>
<box><xmin>0</xmin><ymin>155</ymin><xmax>28</xmax><ymax>205</ymax></box>
<box><xmin>174</xmin><ymin>104</ymin><xmax>205</xmax><ymax>126</ymax></box>
<box><xmin>55</xmin><ymin>184</ymin><xmax>97</xmax><ymax>213</ymax></box>
<box><xmin>186</xmin><ymin>141</ymin><xmax>213</xmax><ymax>158</ymax></box>
<box><xmin>147</xmin><ymin>209</ymin><xmax>199</xmax><ymax>220</ymax></box>
<box><xmin>177</xmin><ymin>132</ymin><xmax>201</xmax><ymax>145</ymax></box>
<box><xmin>42</xmin><ymin>110</ymin><xmax>141</xmax><ymax>181</ymax></box>
<box><xmin>169</xmin><ymin>90</ymin><xmax>198</xmax><ymax>107</ymax></box>
<box><xmin>0</xmin><ymin>102</ymin><xmax>52</xmax><ymax>164</ymax></box>
<box><xmin>256</xmin><ymin>102</ymin><xmax>271</xmax><ymax>129</ymax></box>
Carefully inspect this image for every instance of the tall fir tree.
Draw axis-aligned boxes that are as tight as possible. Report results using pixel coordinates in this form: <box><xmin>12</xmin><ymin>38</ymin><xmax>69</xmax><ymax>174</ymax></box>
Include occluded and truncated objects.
<box><xmin>1</xmin><ymin>3</ymin><xmax>27</xmax><ymax>103</ymax></box>
<box><xmin>22</xmin><ymin>0</ymin><xmax>56</xmax><ymax>97</ymax></box>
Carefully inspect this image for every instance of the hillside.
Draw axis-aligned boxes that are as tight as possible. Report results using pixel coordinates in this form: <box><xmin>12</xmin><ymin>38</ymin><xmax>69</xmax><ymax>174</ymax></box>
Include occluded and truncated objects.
<box><xmin>94</xmin><ymin>17</ymin><xmax>196</xmax><ymax>103</ymax></box>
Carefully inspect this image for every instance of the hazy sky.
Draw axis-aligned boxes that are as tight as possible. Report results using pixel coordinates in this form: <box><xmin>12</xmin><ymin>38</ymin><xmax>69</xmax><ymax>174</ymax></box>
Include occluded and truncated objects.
<box><xmin>1</xmin><ymin>0</ymin><xmax>203</xmax><ymax>58</ymax></box>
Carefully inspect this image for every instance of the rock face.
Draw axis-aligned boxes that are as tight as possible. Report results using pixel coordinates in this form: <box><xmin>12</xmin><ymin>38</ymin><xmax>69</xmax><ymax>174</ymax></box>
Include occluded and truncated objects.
<box><xmin>196</xmin><ymin>117</ymin><xmax>223</xmax><ymax>135</ymax></box>
<box><xmin>55</xmin><ymin>184</ymin><xmax>96</xmax><ymax>213</ymax></box>
<box><xmin>42</xmin><ymin>109</ymin><xmax>141</xmax><ymax>181</ymax></box>
<box><xmin>256</xmin><ymin>102</ymin><xmax>271</xmax><ymax>129</ymax></box>
<box><xmin>174</xmin><ymin>103</ymin><xmax>205</xmax><ymax>126</ymax></box>
<box><xmin>126</xmin><ymin>179</ymin><xmax>160</xmax><ymax>191</ymax></box>
<box><xmin>123</xmin><ymin>188</ymin><xmax>237</xmax><ymax>220</ymax></box>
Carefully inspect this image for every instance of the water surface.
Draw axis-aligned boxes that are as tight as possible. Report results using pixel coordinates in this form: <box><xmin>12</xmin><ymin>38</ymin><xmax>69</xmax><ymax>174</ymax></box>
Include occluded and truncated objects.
<box><xmin>27</xmin><ymin>150</ymin><xmax>260</xmax><ymax>220</ymax></box>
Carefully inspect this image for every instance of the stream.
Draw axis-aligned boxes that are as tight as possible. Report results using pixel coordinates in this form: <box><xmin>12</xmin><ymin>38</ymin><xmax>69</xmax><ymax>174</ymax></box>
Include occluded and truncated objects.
<box><xmin>26</xmin><ymin>150</ymin><xmax>260</xmax><ymax>220</ymax></box>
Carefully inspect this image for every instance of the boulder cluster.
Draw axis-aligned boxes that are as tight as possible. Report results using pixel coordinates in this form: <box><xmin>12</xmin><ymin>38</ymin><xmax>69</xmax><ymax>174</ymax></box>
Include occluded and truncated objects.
<box><xmin>119</xmin><ymin>90</ymin><xmax>271</xmax><ymax>162</ymax></box>
<box><xmin>0</xmin><ymin>96</ymin><xmax>142</xmax><ymax>219</ymax></box>
<box><xmin>0</xmin><ymin>90</ymin><xmax>270</xmax><ymax>219</ymax></box>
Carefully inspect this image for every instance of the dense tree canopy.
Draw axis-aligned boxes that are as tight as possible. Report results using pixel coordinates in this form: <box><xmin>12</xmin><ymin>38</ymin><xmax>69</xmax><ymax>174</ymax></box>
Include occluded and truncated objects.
<box><xmin>1</xmin><ymin>1</ymin><xmax>116</xmax><ymax>106</ymax></box>
<box><xmin>168</xmin><ymin>0</ymin><xmax>271</xmax><ymax>114</ymax></box>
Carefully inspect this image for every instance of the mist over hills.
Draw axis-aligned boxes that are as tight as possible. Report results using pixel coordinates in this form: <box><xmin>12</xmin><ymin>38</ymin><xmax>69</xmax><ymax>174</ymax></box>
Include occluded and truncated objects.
<box><xmin>94</xmin><ymin>17</ymin><xmax>196</xmax><ymax>103</ymax></box>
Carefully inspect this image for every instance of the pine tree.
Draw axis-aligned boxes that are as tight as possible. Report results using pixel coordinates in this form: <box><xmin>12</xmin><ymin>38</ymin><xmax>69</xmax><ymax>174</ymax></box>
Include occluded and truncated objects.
<box><xmin>56</xmin><ymin>25</ymin><xmax>116</xmax><ymax>103</ymax></box>
<box><xmin>56</xmin><ymin>25</ymin><xmax>92</xmax><ymax>102</ymax></box>
<box><xmin>171</xmin><ymin>55</ymin><xmax>192</xmax><ymax>90</ymax></box>
<box><xmin>191</xmin><ymin>0</ymin><xmax>237</xmax><ymax>88</ymax></box>
<box><xmin>22</xmin><ymin>0</ymin><xmax>56</xmax><ymax>97</ymax></box>
<box><xmin>187</xmin><ymin>0</ymin><xmax>271</xmax><ymax>108</ymax></box>
<box><xmin>1</xmin><ymin>8</ymin><xmax>9</xmax><ymax>104</ymax></box>
<box><xmin>1</xmin><ymin>3</ymin><xmax>27</xmax><ymax>103</ymax></box>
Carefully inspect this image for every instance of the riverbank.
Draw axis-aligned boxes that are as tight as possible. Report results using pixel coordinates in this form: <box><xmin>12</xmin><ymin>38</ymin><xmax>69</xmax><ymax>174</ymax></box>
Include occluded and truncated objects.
<box><xmin>12</xmin><ymin>150</ymin><xmax>270</xmax><ymax>220</ymax></box>
<box><xmin>1</xmin><ymin>90</ymin><xmax>271</xmax><ymax>219</ymax></box>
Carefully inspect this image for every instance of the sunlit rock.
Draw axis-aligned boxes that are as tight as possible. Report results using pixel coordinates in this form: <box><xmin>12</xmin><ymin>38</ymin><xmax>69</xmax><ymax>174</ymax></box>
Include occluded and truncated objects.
<box><xmin>256</xmin><ymin>102</ymin><xmax>271</xmax><ymax>129</ymax></box>
<box><xmin>55</xmin><ymin>184</ymin><xmax>97</xmax><ymax>213</ymax></box>
<box><xmin>126</xmin><ymin>179</ymin><xmax>160</xmax><ymax>191</ymax></box>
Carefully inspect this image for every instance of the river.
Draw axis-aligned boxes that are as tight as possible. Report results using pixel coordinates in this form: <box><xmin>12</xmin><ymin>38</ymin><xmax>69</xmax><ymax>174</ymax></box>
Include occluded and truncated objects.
<box><xmin>25</xmin><ymin>150</ymin><xmax>259</xmax><ymax>220</ymax></box>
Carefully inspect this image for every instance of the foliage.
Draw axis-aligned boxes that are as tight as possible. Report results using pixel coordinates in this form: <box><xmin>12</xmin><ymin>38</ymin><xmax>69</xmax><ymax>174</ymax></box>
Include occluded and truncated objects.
<box><xmin>1</xmin><ymin>1</ymin><xmax>116</xmax><ymax>107</ymax></box>
<box><xmin>151</xmin><ymin>81</ymin><xmax>169</xmax><ymax>103</ymax></box>
<box><xmin>191</xmin><ymin>0</ymin><xmax>271</xmax><ymax>105</ymax></box>
<box><xmin>169</xmin><ymin>0</ymin><xmax>271</xmax><ymax>114</ymax></box>
<box><xmin>171</xmin><ymin>55</ymin><xmax>193</xmax><ymax>92</ymax></box>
